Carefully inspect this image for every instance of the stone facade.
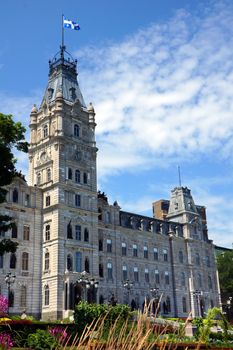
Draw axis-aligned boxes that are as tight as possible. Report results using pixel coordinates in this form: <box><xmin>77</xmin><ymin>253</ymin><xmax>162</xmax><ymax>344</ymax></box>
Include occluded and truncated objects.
<box><xmin>0</xmin><ymin>46</ymin><xmax>220</xmax><ymax>320</ymax></box>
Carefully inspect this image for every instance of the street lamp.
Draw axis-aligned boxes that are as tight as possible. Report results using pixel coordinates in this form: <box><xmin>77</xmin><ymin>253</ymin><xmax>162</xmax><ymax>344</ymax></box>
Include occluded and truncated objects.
<box><xmin>5</xmin><ymin>272</ymin><xmax>16</xmax><ymax>314</ymax></box>
<box><xmin>226</xmin><ymin>296</ymin><xmax>232</xmax><ymax>320</ymax></box>
<box><xmin>77</xmin><ymin>271</ymin><xmax>99</xmax><ymax>303</ymax></box>
<box><xmin>123</xmin><ymin>279</ymin><xmax>133</xmax><ymax>305</ymax></box>
<box><xmin>150</xmin><ymin>286</ymin><xmax>159</xmax><ymax>298</ymax></box>
<box><xmin>192</xmin><ymin>290</ymin><xmax>202</xmax><ymax>317</ymax></box>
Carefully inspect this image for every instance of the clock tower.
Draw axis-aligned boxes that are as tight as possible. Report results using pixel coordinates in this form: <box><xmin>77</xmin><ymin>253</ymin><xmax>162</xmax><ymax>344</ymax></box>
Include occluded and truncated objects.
<box><xmin>28</xmin><ymin>46</ymin><xmax>98</xmax><ymax>319</ymax></box>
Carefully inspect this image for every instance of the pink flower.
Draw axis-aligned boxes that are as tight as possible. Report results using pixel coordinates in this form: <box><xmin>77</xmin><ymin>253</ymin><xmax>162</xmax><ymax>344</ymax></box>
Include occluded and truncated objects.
<box><xmin>0</xmin><ymin>296</ymin><xmax>8</xmax><ymax>314</ymax></box>
<box><xmin>49</xmin><ymin>326</ymin><xmax>68</xmax><ymax>345</ymax></box>
<box><xmin>0</xmin><ymin>332</ymin><xmax>14</xmax><ymax>349</ymax></box>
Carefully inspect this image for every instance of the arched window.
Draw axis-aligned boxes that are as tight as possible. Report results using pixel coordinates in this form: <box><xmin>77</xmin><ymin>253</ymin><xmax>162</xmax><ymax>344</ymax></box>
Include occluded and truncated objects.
<box><xmin>179</xmin><ymin>251</ymin><xmax>183</xmax><ymax>263</ymax></box>
<box><xmin>9</xmin><ymin>290</ymin><xmax>14</xmax><ymax>307</ymax></box>
<box><xmin>43</xmin><ymin>124</ymin><xmax>48</xmax><ymax>138</ymax></box>
<box><xmin>181</xmin><ymin>272</ymin><xmax>185</xmax><ymax>287</ymax></box>
<box><xmin>75</xmin><ymin>170</ymin><xmax>80</xmax><ymax>183</ymax></box>
<box><xmin>98</xmin><ymin>208</ymin><xmax>102</xmax><ymax>221</ymax></box>
<box><xmin>83</xmin><ymin>172</ymin><xmax>88</xmax><ymax>184</ymax></box>
<box><xmin>74</xmin><ymin>124</ymin><xmax>80</xmax><ymax>137</ymax></box>
<box><xmin>208</xmin><ymin>276</ymin><xmax>213</xmax><ymax>289</ymax></box>
<box><xmin>45</xmin><ymin>224</ymin><xmax>50</xmax><ymax>241</ymax></box>
<box><xmin>37</xmin><ymin>172</ymin><xmax>41</xmax><ymax>185</ymax></box>
<box><xmin>23</xmin><ymin>226</ymin><xmax>30</xmax><ymax>240</ymax></box>
<box><xmin>47</xmin><ymin>168</ymin><xmax>51</xmax><ymax>182</ymax></box>
<box><xmin>20</xmin><ymin>285</ymin><xmax>27</xmax><ymax>308</ymax></box>
<box><xmin>67</xmin><ymin>222</ymin><xmax>73</xmax><ymax>239</ymax></box>
<box><xmin>85</xmin><ymin>257</ymin><xmax>90</xmax><ymax>273</ymax></box>
<box><xmin>67</xmin><ymin>254</ymin><xmax>73</xmax><ymax>271</ymax></box>
<box><xmin>68</xmin><ymin>168</ymin><xmax>72</xmax><ymax>180</ymax></box>
<box><xmin>22</xmin><ymin>252</ymin><xmax>29</xmax><ymax>271</ymax></box>
<box><xmin>10</xmin><ymin>253</ymin><xmax>16</xmax><ymax>269</ymax></box>
<box><xmin>182</xmin><ymin>297</ymin><xmax>187</xmax><ymax>313</ymax></box>
<box><xmin>44</xmin><ymin>285</ymin><xmax>49</xmax><ymax>306</ymax></box>
<box><xmin>45</xmin><ymin>252</ymin><xmax>49</xmax><ymax>271</ymax></box>
<box><xmin>12</xmin><ymin>188</ymin><xmax>18</xmax><ymax>203</ymax></box>
<box><xmin>12</xmin><ymin>225</ymin><xmax>17</xmax><ymax>238</ymax></box>
<box><xmin>84</xmin><ymin>228</ymin><xmax>89</xmax><ymax>242</ymax></box>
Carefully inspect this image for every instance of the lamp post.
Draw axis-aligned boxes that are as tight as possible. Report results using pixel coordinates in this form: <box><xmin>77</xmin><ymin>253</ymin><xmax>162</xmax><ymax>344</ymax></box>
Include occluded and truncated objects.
<box><xmin>77</xmin><ymin>271</ymin><xmax>99</xmax><ymax>303</ymax></box>
<box><xmin>226</xmin><ymin>296</ymin><xmax>232</xmax><ymax>321</ymax></box>
<box><xmin>123</xmin><ymin>279</ymin><xmax>133</xmax><ymax>305</ymax></box>
<box><xmin>192</xmin><ymin>290</ymin><xmax>202</xmax><ymax>317</ymax></box>
<box><xmin>150</xmin><ymin>286</ymin><xmax>159</xmax><ymax>299</ymax></box>
<box><xmin>5</xmin><ymin>272</ymin><xmax>16</xmax><ymax>314</ymax></box>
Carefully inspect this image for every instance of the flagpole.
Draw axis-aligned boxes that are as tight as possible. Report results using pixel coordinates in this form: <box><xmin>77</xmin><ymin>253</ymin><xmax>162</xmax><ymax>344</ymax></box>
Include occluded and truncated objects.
<box><xmin>61</xmin><ymin>14</ymin><xmax>65</xmax><ymax>61</ymax></box>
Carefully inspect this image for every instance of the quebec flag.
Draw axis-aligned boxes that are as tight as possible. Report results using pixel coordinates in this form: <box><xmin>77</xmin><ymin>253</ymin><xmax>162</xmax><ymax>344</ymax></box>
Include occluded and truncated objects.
<box><xmin>63</xmin><ymin>18</ymin><xmax>80</xmax><ymax>30</ymax></box>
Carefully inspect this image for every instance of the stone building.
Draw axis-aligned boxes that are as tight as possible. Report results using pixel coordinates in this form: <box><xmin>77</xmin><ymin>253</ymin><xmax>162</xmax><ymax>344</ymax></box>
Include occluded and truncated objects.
<box><xmin>0</xmin><ymin>46</ymin><xmax>220</xmax><ymax>320</ymax></box>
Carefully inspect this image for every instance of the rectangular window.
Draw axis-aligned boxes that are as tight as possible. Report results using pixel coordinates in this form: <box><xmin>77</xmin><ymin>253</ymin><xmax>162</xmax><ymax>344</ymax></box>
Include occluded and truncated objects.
<box><xmin>145</xmin><ymin>268</ymin><xmax>150</xmax><ymax>283</ymax></box>
<box><xmin>107</xmin><ymin>239</ymin><xmax>112</xmax><ymax>253</ymax></box>
<box><xmin>133</xmin><ymin>244</ymin><xmax>138</xmax><ymax>257</ymax></box>
<box><xmin>12</xmin><ymin>225</ymin><xmax>17</xmax><ymax>239</ymax></box>
<box><xmin>153</xmin><ymin>247</ymin><xmax>158</xmax><ymax>260</ymax></box>
<box><xmin>45</xmin><ymin>225</ymin><xmax>50</xmax><ymax>241</ymax></box>
<box><xmin>163</xmin><ymin>249</ymin><xmax>168</xmax><ymax>262</ymax></box>
<box><xmin>122</xmin><ymin>265</ymin><xmax>127</xmax><ymax>281</ymax></box>
<box><xmin>25</xmin><ymin>194</ymin><xmax>30</xmax><ymax>207</ymax></box>
<box><xmin>165</xmin><ymin>271</ymin><xmax>169</xmax><ymax>285</ymax></box>
<box><xmin>155</xmin><ymin>270</ymin><xmax>160</xmax><ymax>284</ymax></box>
<box><xmin>134</xmin><ymin>267</ymin><xmax>139</xmax><ymax>282</ymax></box>
<box><xmin>122</xmin><ymin>242</ymin><xmax>127</xmax><ymax>256</ymax></box>
<box><xmin>0</xmin><ymin>254</ymin><xmax>3</xmax><ymax>269</ymax></box>
<box><xmin>107</xmin><ymin>262</ymin><xmax>113</xmax><ymax>279</ymax></box>
<box><xmin>75</xmin><ymin>252</ymin><xmax>82</xmax><ymax>272</ymax></box>
<box><xmin>144</xmin><ymin>246</ymin><xmax>148</xmax><ymax>259</ymax></box>
<box><xmin>75</xmin><ymin>225</ymin><xmax>81</xmax><ymax>240</ymax></box>
<box><xmin>23</xmin><ymin>226</ymin><xmax>30</xmax><ymax>240</ymax></box>
<box><xmin>75</xmin><ymin>194</ymin><xmax>81</xmax><ymax>207</ymax></box>
<box><xmin>45</xmin><ymin>196</ymin><xmax>50</xmax><ymax>207</ymax></box>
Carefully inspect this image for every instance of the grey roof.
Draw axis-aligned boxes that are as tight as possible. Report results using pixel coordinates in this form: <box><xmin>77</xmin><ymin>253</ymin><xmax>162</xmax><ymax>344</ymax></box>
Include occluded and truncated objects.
<box><xmin>41</xmin><ymin>48</ymin><xmax>86</xmax><ymax>107</ymax></box>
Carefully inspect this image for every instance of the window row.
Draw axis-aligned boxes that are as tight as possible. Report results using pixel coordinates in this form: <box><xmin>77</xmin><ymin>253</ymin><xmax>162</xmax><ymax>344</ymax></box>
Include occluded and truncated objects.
<box><xmin>100</xmin><ymin>262</ymin><xmax>170</xmax><ymax>285</ymax></box>
<box><xmin>67</xmin><ymin>224</ymin><xmax>89</xmax><ymax>241</ymax></box>
<box><xmin>41</xmin><ymin>123</ymin><xmax>82</xmax><ymax>140</ymax></box>
<box><xmin>44</xmin><ymin>251</ymin><xmax>88</xmax><ymax>273</ymax></box>
<box><xmin>67</xmin><ymin>168</ymin><xmax>89</xmax><ymax>185</ymax></box>
<box><xmin>11</xmin><ymin>225</ymin><xmax>30</xmax><ymax>240</ymax></box>
<box><xmin>10</xmin><ymin>188</ymin><xmax>30</xmax><ymax>206</ymax></box>
<box><xmin>37</xmin><ymin>168</ymin><xmax>52</xmax><ymax>185</ymax></box>
<box><xmin>101</xmin><ymin>239</ymin><xmax>169</xmax><ymax>261</ymax></box>
<box><xmin>0</xmin><ymin>252</ymin><xmax>29</xmax><ymax>271</ymax></box>
<box><xmin>195</xmin><ymin>252</ymin><xmax>211</xmax><ymax>267</ymax></box>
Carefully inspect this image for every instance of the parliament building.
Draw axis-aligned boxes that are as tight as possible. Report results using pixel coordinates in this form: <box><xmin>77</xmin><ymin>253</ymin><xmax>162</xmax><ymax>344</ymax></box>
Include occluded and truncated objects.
<box><xmin>0</xmin><ymin>46</ymin><xmax>220</xmax><ymax>320</ymax></box>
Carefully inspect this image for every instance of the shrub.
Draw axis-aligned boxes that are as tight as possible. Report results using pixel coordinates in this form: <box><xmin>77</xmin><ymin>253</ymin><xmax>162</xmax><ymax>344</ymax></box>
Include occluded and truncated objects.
<box><xmin>27</xmin><ymin>329</ymin><xmax>57</xmax><ymax>350</ymax></box>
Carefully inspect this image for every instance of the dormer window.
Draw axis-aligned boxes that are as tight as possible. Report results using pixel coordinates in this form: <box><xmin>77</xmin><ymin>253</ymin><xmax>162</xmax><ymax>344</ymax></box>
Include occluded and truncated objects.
<box><xmin>69</xmin><ymin>87</ymin><xmax>76</xmax><ymax>100</ymax></box>
<box><xmin>48</xmin><ymin>88</ymin><xmax>54</xmax><ymax>99</ymax></box>
<box><xmin>43</xmin><ymin>124</ymin><xmax>48</xmax><ymax>138</ymax></box>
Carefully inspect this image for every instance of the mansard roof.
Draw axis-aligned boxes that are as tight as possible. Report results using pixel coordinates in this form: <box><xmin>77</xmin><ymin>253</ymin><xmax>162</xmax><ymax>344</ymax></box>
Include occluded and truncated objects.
<box><xmin>41</xmin><ymin>46</ymin><xmax>86</xmax><ymax>107</ymax></box>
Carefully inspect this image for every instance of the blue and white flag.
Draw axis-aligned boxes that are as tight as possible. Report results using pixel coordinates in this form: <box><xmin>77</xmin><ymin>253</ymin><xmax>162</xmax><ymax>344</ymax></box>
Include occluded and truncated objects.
<box><xmin>63</xmin><ymin>18</ymin><xmax>80</xmax><ymax>30</ymax></box>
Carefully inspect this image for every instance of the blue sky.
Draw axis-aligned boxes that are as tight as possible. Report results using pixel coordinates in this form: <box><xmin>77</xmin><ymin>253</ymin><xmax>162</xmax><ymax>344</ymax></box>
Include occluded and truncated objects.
<box><xmin>1</xmin><ymin>0</ymin><xmax>233</xmax><ymax>248</ymax></box>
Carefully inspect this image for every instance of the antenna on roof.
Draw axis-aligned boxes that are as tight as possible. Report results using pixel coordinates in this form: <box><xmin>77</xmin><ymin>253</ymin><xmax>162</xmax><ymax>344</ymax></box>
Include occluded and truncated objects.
<box><xmin>178</xmin><ymin>165</ymin><xmax>182</xmax><ymax>187</ymax></box>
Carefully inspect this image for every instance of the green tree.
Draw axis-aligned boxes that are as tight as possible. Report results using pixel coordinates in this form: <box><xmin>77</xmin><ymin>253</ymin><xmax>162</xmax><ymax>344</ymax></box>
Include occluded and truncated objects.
<box><xmin>0</xmin><ymin>113</ymin><xmax>29</xmax><ymax>254</ymax></box>
<box><xmin>217</xmin><ymin>249</ymin><xmax>233</xmax><ymax>294</ymax></box>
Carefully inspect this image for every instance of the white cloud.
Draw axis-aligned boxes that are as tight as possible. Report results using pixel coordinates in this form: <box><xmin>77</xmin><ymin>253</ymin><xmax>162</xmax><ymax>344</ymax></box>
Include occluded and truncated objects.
<box><xmin>75</xmin><ymin>1</ymin><xmax>233</xmax><ymax>178</ymax></box>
